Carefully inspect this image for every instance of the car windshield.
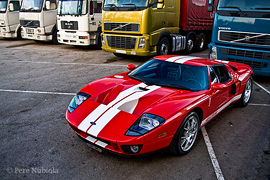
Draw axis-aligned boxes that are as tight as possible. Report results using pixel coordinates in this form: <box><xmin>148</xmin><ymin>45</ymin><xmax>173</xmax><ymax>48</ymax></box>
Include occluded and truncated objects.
<box><xmin>104</xmin><ymin>0</ymin><xmax>149</xmax><ymax>8</ymax></box>
<box><xmin>58</xmin><ymin>0</ymin><xmax>87</xmax><ymax>15</ymax></box>
<box><xmin>20</xmin><ymin>0</ymin><xmax>43</xmax><ymax>12</ymax></box>
<box><xmin>218</xmin><ymin>0</ymin><xmax>270</xmax><ymax>11</ymax></box>
<box><xmin>128</xmin><ymin>59</ymin><xmax>209</xmax><ymax>91</ymax></box>
<box><xmin>0</xmin><ymin>0</ymin><xmax>7</xmax><ymax>13</ymax></box>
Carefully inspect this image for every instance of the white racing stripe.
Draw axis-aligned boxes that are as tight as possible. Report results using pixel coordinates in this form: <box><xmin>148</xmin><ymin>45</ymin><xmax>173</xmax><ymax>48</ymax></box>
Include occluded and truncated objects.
<box><xmin>78</xmin><ymin>82</ymin><xmax>161</xmax><ymax>137</ymax></box>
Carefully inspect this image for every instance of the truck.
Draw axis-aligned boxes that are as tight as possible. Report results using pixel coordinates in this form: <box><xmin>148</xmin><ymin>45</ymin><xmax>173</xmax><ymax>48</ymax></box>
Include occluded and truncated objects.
<box><xmin>208</xmin><ymin>0</ymin><xmax>270</xmax><ymax>77</ymax></box>
<box><xmin>0</xmin><ymin>0</ymin><xmax>21</xmax><ymax>38</ymax></box>
<box><xmin>19</xmin><ymin>0</ymin><xmax>58</xmax><ymax>43</ymax></box>
<box><xmin>101</xmin><ymin>0</ymin><xmax>214</xmax><ymax>57</ymax></box>
<box><xmin>57</xmin><ymin>0</ymin><xmax>102</xmax><ymax>47</ymax></box>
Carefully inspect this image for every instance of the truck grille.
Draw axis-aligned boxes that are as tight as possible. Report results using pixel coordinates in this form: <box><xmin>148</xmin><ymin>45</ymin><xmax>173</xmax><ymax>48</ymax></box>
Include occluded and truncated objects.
<box><xmin>20</xmin><ymin>20</ymin><xmax>40</xmax><ymax>28</ymax></box>
<box><xmin>221</xmin><ymin>57</ymin><xmax>263</xmax><ymax>69</ymax></box>
<box><xmin>219</xmin><ymin>31</ymin><xmax>270</xmax><ymax>46</ymax></box>
<box><xmin>220</xmin><ymin>48</ymin><xmax>270</xmax><ymax>60</ymax></box>
<box><xmin>106</xmin><ymin>36</ymin><xmax>137</xmax><ymax>49</ymax></box>
<box><xmin>104</xmin><ymin>23</ymin><xmax>140</xmax><ymax>32</ymax></box>
<box><xmin>61</xmin><ymin>21</ymin><xmax>78</xmax><ymax>30</ymax></box>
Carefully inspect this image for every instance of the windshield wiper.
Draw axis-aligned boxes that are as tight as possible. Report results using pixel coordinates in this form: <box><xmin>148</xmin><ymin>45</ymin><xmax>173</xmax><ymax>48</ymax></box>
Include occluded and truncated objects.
<box><xmin>251</xmin><ymin>7</ymin><xmax>270</xmax><ymax>10</ymax></box>
<box><xmin>159</xmin><ymin>84</ymin><xmax>193</xmax><ymax>91</ymax></box>
<box><xmin>121</xmin><ymin>3</ymin><xmax>137</xmax><ymax>10</ymax></box>
<box><xmin>107</xmin><ymin>3</ymin><xmax>118</xmax><ymax>11</ymax></box>
<box><xmin>219</xmin><ymin>6</ymin><xmax>247</xmax><ymax>16</ymax></box>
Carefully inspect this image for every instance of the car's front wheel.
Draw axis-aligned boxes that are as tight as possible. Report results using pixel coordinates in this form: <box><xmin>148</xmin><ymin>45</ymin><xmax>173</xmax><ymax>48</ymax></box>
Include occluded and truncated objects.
<box><xmin>169</xmin><ymin>111</ymin><xmax>200</xmax><ymax>155</ymax></box>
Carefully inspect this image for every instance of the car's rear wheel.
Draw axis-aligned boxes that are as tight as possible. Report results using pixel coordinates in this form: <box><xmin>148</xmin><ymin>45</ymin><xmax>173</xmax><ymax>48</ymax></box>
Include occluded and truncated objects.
<box><xmin>237</xmin><ymin>76</ymin><xmax>253</xmax><ymax>107</ymax></box>
<box><xmin>169</xmin><ymin>111</ymin><xmax>200</xmax><ymax>155</ymax></box>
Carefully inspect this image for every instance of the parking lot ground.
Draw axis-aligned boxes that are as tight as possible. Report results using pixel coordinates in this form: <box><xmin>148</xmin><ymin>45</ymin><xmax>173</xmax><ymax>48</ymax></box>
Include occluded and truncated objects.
<box><xmin>0</xmin><ymin>39</ymin><xmax>269</xmax><ymax>180</ymax></box>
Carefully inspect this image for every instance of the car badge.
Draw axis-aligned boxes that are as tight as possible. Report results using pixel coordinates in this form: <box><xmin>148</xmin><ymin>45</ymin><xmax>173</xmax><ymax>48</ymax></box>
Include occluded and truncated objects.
<box><xmin>90</xmin><ymin>122</ymin><xmax>96</xmax><ymax>125</ymax></box>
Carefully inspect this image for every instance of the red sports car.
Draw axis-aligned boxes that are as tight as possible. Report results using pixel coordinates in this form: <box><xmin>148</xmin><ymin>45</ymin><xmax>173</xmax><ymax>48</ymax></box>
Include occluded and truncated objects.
<box><xmin>66</xmin><ymin>55</ymin><xmax>253</xmax><ymax>156</ymax></box>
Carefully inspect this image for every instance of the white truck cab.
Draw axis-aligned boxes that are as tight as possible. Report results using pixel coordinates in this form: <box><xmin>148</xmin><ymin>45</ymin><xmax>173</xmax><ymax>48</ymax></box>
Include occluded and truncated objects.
<box><xmin>0</xmin><ymin>0</ymin><xmax>21</xmax><ymax>38</ymax></box>
<box><xmin>20</xmin><ymin>0</ymin><xmax>58</xmax><ymax>43</ymax></box>
<box><xmin>57</xmin><ymin>0</ymin><xmax>102</xmax><ymax>47</ymax></box>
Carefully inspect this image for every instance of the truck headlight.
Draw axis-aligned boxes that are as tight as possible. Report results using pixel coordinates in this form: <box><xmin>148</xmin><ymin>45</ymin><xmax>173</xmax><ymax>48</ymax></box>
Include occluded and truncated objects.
<box><xmin>210</xmin><ymin>46</ymin><xmax>217</xmax><ymax>59</ymax></box>
<box><xmin>102</xmin><ymin>35</ymin><xmax>106</xmax><ymax>45</ymax></box>
<box><xmin>138</xmin><ymin>38</ymin><xmax>145</xmax><ymax>49</ymax></box>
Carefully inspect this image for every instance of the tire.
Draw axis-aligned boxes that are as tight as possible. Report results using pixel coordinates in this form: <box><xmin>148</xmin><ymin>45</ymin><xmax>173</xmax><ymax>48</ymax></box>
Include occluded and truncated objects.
<box><xmin>195</xmin><ymin>33</ymin><xmax>206</xmax><ymax>52</ymax></box>
<box><xmin>52</xmin><ymin>30</ymin><xmax>59</xmax><ymax>44</ymax></box>
<box><xmin>157</xmin><ymin>37</ymin><xmax>170</xmax><ymax>55</ymax></box>
<box><xmin>237</xmin><ymin>76</ymin><xmax>253</xmax><ymax>107</ymax></box>
<box><xmin>16</xmin><ymin>27</ymin><xmax>22</xmax><ymax>40</ymax></box>
<box><xmin>184</xmin><ymin>34</ymin><xmax>195</xmax><ymax>54</ymax></box>
<box><xmin>168</xmin><ymin>111</ymin><xmax>200</xmax><ymax>155</ymax></box>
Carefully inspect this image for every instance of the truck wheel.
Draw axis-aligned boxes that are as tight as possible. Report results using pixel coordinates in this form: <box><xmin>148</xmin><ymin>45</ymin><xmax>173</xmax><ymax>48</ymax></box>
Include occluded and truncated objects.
<box><xmin>195</xmin><ymin>33</ymin><xmax>206</xmax><ymax>52</ymax></box>
<box><xmin>17</xmin><ymin>27</ymin><xmax>22</xmax><ymax>40</ymax></box>
<box><xmin>184</xmin><ymin>35</ymin><xmax>195</xmax><ymax>54</ymax></box>
<box><xmin>157</xmin><ymin>37</ymin><xmax>170</xmax><ymax>55</ymax></box>
<box><xmin>52</xmin><ymin>30</ymin><xmax>58</xmax><ymax>44</ymax></box>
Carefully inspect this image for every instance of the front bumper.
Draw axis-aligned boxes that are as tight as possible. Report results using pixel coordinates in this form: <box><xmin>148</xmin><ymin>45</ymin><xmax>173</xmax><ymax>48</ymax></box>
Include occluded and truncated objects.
<box><xmin>21</xmin><ymin>27</ymin><xmax>52</xmax><ymax>41</ymax></box>
<box><xmin>102</xmin><ymin>33</ymin><xmax>156</xmax><ymax>56</ymax></box>
<box><xmin>0</xmin><ymin>27</ymin><xmax>14</xmax><ymax>38</ymax></box>
<box><xmin>57</xmin><ymin>31</ymin><xmax>98</xmax><ymax>46</ymax></box>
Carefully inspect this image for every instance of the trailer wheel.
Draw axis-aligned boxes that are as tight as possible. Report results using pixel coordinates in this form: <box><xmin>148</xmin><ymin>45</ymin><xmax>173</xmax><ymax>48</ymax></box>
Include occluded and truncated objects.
<box><xmin>184</xmin><ymin>35</ymin><xmax>195</xmax><ymax>54</ymax></box>
<box><xmin>157</xmin><ymin>37</ymin><xmax>170</xmax><ymax>55</ymax></box>
<box><xmin>195</xmin><ymin>33</ymin><xmax>206</xmax><ymax>52</ymax></box>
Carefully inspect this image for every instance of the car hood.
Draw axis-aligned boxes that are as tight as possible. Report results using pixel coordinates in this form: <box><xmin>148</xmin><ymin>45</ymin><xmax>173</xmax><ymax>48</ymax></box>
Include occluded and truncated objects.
<box><xmin>67</xmin><ymin>74</ymin><xmax>204</xmax><ymax>141</ymax></box>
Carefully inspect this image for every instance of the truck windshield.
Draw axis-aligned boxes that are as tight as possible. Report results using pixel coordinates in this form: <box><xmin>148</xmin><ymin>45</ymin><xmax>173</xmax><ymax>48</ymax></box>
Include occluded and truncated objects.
<box><xmin>0</xmin><ymin>0</ymin><xmax>7</xmax><ymax>13</ymax></box>
<box><xmin>58</xmin><ymin>0</ymin><xmax>87</xmax><ymax>15</ymax></box>
<box><xmin>104</xmin><ymin>0</ymin><xmax>149</xmax><ymax>10</ymax></box>
<box><xmin>218</xmin><ymin>0</ymin><xmax>270</xmax><ymax>11</ymax></box>
<box><xmin>20</xmin><ymin>0</ymin><xmax>43</xmax><ymax>12</ymax></box>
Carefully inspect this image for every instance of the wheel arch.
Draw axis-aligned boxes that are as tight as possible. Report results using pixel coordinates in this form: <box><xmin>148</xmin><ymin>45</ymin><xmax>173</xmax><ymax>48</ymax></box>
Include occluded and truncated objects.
<box><xmin>157</xmin><ymin>31</ymin><xmax>171</xmax><ymax>46</ymax></box>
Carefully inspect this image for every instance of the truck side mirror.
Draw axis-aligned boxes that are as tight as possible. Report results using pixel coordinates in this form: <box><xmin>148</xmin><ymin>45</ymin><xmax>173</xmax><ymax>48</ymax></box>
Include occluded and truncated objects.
<box><xmin>208</xmin><ymin>6</ymin><xmax>213</xmax><ymax>12</ymax></box>
<box><xmin>9</xmin><ymin>3</ymin><xmax>14</xmax><ymax>11</ymax></box>
<box><xmin>45</xmin><ymin>1</ymin><xmax>51</xmax><ymax>10</ymax></box>
<box><xmin>93</xmin><ymin>1</ymin><xmax>97</xmax><ymax>9</ymax></box>
<box><xmin>208</xmin><ymin>0</ymin><xmax>214</xmax><ymax>6</ymax></box>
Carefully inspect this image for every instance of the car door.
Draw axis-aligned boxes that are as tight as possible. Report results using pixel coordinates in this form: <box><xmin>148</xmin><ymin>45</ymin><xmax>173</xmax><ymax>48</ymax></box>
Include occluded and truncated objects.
<box><xmin>207</xmin><ymin>65</ymin><xmax>233</xmax><ymax>116</ymax></box>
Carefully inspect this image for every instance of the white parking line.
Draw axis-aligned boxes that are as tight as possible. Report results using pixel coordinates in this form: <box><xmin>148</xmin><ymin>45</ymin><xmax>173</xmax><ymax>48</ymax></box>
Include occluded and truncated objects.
<box><xmin>254</xmin><ymin>81</ymin><xmax>270</xmax><ymax>95</ymax></box>
<box><xmin>0</xmin><ymin>89</ymin><xmax>75</xmax><ymax>96</ymax></box>
<box><xmin>201</xmin><ymin>127</ymin><xmax>225</xmax><ymax>180</ymax></box>
<box><xmin>0</xmin><ymin>60</ymin><xmax>128</xmax><ymax>67</ymax></box>
<box><xmin>249</xmin><ymin>103</ymin><xmax>270</xmax><ymax>107</ymax></box>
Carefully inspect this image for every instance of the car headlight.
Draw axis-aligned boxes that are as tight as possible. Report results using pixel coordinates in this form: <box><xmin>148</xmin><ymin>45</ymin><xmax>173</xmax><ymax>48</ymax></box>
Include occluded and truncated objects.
<box><xmin>126</xmin><ymin>113</ymin><xmax>165</xmax><ymax>136</ymax></box>
<box><xmin>210</xmin><ymin>46</ymin><xmax>217</xmax><ymax>59</ymax></box>
<box><xmin>68</xmin><ymin>92</ymin><xmax>91</xmax><ymax>113</ymax></box>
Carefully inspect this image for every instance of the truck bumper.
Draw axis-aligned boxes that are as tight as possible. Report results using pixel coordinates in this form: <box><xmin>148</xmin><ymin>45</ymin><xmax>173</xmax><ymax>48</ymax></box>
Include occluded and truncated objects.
<box><xmin>21</xmin><ymin>27</ymin><xmax>52</xmax><ymax>41</ymax></box>
<box><xmin>209</xmin><ymin>43</ymin><xmax>270</xmax><ymax>77</ymax></box>
<box><xmin>0</xmin><ymin>27</ymin><xmax>15</xmax><ymax>38</ymax></box>
<box><xmin>101</xmin><ymin>33</ymin><xmax>156</xmax><ymax>56</ymax></box>
<box><xmin>57</xmin><ymin>31</ymin><xmax>98</xmax><ymax>46</ymax></box>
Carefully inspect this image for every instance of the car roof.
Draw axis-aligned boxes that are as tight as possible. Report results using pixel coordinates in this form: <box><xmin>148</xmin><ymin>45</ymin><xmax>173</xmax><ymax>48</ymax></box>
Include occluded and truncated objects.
<box><xmin>154</xmin><ymin>55</ymin><xmax>224</xmax><ymax>67</ymax></box>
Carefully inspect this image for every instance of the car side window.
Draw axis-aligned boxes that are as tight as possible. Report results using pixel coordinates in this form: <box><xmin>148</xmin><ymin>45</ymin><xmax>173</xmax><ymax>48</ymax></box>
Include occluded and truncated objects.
<box><xmin>209</xmin><ymin>66</ymin><xmax>219</xmax><ymax>85</ymax></box>
<box><xmin>212</xmin><ymin>65</ymin><xmax>231</xmax><ymax>83</ymax></box>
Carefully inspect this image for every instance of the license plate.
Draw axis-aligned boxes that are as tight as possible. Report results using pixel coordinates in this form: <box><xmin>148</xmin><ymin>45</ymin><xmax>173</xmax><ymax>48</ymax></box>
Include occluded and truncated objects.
<box><xmin>26</xmin><ymin>28</ymin><xmax>34</xmax><ymax>34</ymax></box>
<box><xmin>87</xmin><ymin>143</ymin><xmax>102</xmax><ymax>153</ymax></box>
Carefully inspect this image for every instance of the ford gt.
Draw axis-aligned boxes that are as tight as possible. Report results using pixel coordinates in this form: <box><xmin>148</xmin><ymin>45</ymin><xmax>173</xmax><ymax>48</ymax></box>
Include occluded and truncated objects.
<box><xmin>66</xmin><ymin>55</ymin><xmax>253</xmax><ymax>156</ymax></box>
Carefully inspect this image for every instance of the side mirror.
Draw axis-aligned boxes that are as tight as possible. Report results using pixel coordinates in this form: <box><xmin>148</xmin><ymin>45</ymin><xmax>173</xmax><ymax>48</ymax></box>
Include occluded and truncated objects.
<box><xmin>127</xmin><ymin>64</ymin><xmax>136</xmax><ymax>71</ymax></box>
<box><xmin>207</xmin><ymin>6</ymin><xmax>213</xmax><ymax>12</ymax></box>
<box><xmin>212</xmin><ymin>83</ymin><xmax>226</xmax><ymax>90</ymax></box>
<box><xmin>208</xmin><ymin>0</ymin><xmax>214</xmax><ymax>6</ymax></box>
<box><xmin>157</xmin><ymin>0</ymin><xmax>164</xmax><ymax>9</ymax></box>
<box><xmin>45</xmin><ymin>1</ymin><xmax>51</xmax><ymax>10</ymax></box>
<box><xmin>9</xmin><ymin>3</ymin><xmax>14</xmax><ymax>11</ymax></box>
